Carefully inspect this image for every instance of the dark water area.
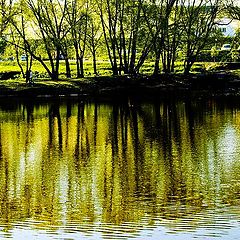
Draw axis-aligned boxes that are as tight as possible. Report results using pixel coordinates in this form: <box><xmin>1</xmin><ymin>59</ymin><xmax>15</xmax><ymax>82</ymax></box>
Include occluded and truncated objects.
<box><xmin>0</xmin><ymin>96</ymin><xmax>240</xmax><ymax>239</ymax></box>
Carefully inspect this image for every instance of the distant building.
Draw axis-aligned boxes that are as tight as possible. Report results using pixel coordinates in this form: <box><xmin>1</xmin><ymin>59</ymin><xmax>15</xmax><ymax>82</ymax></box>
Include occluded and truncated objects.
<box><xmin>20</xmin><ymin>54</ymin><xmax>27</xmax><ymax>61</ymax></box>
<box><xmin>216</xmin><ymin>18</ymin><xmax>240</xmax><ymax>37</ymax></box>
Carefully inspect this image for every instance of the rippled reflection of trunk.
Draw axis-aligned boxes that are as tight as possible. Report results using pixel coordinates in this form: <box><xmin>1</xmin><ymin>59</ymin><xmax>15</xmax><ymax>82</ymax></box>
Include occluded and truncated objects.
<box><xmin>120</xmin><ymin>103</ymin><xmax>129</xmax><ymax>177</ymax></box>
<box><xmin>2</xmin><ymin>159</ymin><xmax>9</xmax><ymax>222</ymax></box>
<box><xmin>93</xmin><ymin>103</ymin><xmax>98</xmax><ymax>152</ymax></box>
<box><xmin>49</xmin><ymin>103</ymin><xmax>63</xmax><ymax>151</ymax></box>
<box><xmin>24</xmin><ymin>102</ymin><xmax>34</xmax><ymax>217</ymax></box>
<box><xmin>67</xmin><ymin>101</ymin><xmax>72</xmax><ymax>119</ymax></box>
<box><xmin>74</xmin><ymin>103</ymin><xmax>81</xmax><ymax>168</ymax></box>
<box><xmin>0</xmin><ymin>127</ymin><xmax>10</xmax><ymax>223</ymax></box>
<box><xmin>162</xmin><ymin>102</ymin><xmax>177</xmax><ymax>199</ymax></box>
<box><xmin>22</xmin><ymin>102</ymin><xmax>34</xmax><ymax>123</ymax></box>
<box><xmin>66</xmin><ymin>101</ymin><xmax>72</xmax><ymax>149</ymax></box>
<box><xmin>171</xmin><ymin>102</ymin><xmax>186</xmax><ymax>201</ymax></box>
<box><xmin>42</xmin><ymin>103</ymin><xmax>63</xmax><ymax>217</ymax></box>
<box><xmin>112</xmin><ymin>106</ymin><xmax>119</xmax><ymax>156</ymax></box>
<box><xmin>74</xmin><ymin>103</ymin><xmax>90</xmax><ymax>167</ymax></box>
<box><xmin>103</xmin><ymin>105</ymin><xmax>118</xmax><ymax>220</ymax></box>
<box><xmin>0</xmin><ymin>128</ymin><xmax>2</xmax><ymax>161</ymax></box>
<box><xmin>130</xmin><ymin>104</ymin><xmax>142</xmax><ymax>193</ymax></box>
<box><xmin>185</xmin><ymin>100</ymin><xmax>196</xmax><ymax>151</ymax></box>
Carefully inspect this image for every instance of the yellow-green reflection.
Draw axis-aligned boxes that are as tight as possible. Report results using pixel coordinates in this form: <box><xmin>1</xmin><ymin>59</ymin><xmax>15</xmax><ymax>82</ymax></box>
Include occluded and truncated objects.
<box><xmin>0</xmin><ymin>99</ymin><xmax>240</xmax><ymax>237</ymax></box>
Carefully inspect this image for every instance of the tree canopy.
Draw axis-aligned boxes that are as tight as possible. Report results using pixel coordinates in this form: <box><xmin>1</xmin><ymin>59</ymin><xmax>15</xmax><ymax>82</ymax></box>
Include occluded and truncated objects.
<box><xmin>0</xmin><ymin>0</ymin><xmax>230</xmax><ymax>79</ymax></box>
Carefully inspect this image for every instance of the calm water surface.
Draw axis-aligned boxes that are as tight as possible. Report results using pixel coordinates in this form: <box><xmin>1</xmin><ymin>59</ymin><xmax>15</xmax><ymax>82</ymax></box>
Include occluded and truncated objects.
<box><xmin>0</xmin><ymin>98</ymin><xmax>240</xmax><ymax>239</ymax></box>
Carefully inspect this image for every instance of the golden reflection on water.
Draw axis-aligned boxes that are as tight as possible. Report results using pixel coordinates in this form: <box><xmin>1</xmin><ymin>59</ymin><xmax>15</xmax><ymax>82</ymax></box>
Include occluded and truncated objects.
<box><xmin>0</xmin><ymin>99</ymin><xmax>240</xmax><ymax>239</ymax></box>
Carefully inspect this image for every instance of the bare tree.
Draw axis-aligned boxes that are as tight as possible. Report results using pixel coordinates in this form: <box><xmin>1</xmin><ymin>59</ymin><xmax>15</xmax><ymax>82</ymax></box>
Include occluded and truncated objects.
<box><xmin>226</xmin><ymin>0</ymin><xmax>240</xmax><ymax>21</ymax></box>
<box><xmin>139</xmin><ymin>0</ymin><xmax>179</xmax><ymax>75</ymax></box>
<box><xmin>8</xmin><ymin>4</ymin><xmax>38</xmax><ymax>80</ymax></box>
<box><xmin>97</xmin><ymin>0</ymin><xmax>149</xmax><ymax>75</ymax></box>
<box><xmin>66</xmin><ymin>0</ymin><xmax>89</xmax><ymax>78</ymax></box>
<box><xmin>0</xmin><ymin>0</ymin><xmax>14</xmax><ymax>35</ymax></box>
<box><xmin>26</xmin><ymin>0</ymin><xmax>70</xmax><ymax>80</ymax></box>
<box><xmin>97</xmin><ymin>0</ymin><xmax>119</xmax><ymax>75</ymax></box>
<box><xmin>181</xmin><ymin>0</ymin><xmax>221</xmax><ymax>74</ymax></box>
<box><xmin>86</xmin><ymin>16</ymin><xmax>102</xmax><ymax>75</ymax></box>
<box><xmin>161</xmin><ymin>0</ymin><xmax>184</xmax><ymax>73</ymax></box>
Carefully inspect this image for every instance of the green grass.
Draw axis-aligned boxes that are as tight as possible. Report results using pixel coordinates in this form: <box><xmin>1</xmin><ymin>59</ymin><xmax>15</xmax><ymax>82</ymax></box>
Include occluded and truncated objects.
<box><xmin>0</xmin><ymin>59</ymin><xmax>236</xmax><ymax>97</ymax></box>
<box><xmin>0</xmin><ymin>59</ymin><xmax>113</xmax><ymax>78</ymax></box>
<box><xmin>0</xmin><ymin>77</ymin><xmax>94</xmax><ymax>97</ymax></box>
<box><xmin>0</xmin><ymin>61</ymin><xmax>20</xmax><ymax>72</ymax></box>
<box><xmin>0</xmin><ymin>59</ymin><xmax>217</xmax><ymax>81</ymax></box>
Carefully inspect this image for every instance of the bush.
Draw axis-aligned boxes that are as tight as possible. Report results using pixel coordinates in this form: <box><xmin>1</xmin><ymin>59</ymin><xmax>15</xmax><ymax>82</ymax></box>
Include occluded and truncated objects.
<box><xmin>196</xmin><ymin>50</ymin><xmax>212</xmax><ymax>62</ymax></box>
<box><xmin>0</xmin><ymin>71</ymin><xmax>21</xmax><ymax>80</ymax></box>
<box><xmin>196</xmin><ymin>49</ymin><xmax>240</xmax><ymax>62</ymax></box>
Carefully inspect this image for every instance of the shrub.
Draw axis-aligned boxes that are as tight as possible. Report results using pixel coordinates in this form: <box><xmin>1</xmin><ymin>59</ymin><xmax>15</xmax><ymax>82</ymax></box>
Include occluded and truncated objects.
<box><xmin>196</xmin><ymin>49</ymin><xmax>239</xmax><ymax>62</ymax></box>
<box><xmin>0</xmin><ymin>71</ymin><xmax>21</xmax><ymax>80</ymax></box>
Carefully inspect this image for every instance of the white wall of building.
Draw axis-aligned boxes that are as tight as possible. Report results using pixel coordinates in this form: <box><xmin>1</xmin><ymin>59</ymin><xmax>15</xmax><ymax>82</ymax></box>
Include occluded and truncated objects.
<box><xmin>217</xmin><ymin>18</ymin><xmax>239</xmax><ymax>37</ymax></box>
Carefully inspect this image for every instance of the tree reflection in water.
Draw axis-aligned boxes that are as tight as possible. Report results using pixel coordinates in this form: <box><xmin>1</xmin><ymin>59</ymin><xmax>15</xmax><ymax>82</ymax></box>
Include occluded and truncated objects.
<box><xmin>0</xmin><ymin>98</ymin><xmax>240</xmax><ymax>238</ymax></box>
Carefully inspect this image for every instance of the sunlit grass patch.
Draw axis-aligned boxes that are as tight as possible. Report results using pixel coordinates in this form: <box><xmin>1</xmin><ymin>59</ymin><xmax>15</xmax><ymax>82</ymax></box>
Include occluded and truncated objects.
<box><xmin>0</xmin><ymin>59</ymin><xmax>232</xmax><ymax>81</ymax></box>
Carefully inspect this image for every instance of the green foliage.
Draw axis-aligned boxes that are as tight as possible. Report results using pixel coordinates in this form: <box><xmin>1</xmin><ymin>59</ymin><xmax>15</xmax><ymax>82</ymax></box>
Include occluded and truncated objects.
<box><xmin>0</xmin><ymin>38</ymin><xmax>7</xmax><ymax>55</ymax></box>
<box><xmin>231</xmin><ymin>50</ymin><xmax>240</xmax><ymax>62</ymax></box>
<box><xmin>0</xmin><ymin>0</ymin><xmax>236</xmax><ymax>77</ymax></box>
<box><xmin>211</xmin><ymin>46</ymin><xmax>218</xmax><ymax>59</ymax></box>
<box><xmin>196</xmin><ymin>49</ymin><xmax>240</xmax><ymax>63</ymax></box>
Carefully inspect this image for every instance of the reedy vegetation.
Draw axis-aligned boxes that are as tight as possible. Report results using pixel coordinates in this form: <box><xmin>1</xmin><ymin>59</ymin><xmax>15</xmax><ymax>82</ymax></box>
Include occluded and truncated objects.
<box><xmin>0</xmin><ymin>0</ymin><xmax>227</xmax><ymax>80</ymax></box>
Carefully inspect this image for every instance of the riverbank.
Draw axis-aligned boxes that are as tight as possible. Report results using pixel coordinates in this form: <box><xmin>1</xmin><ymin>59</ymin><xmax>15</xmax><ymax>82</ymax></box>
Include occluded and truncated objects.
<box><xmin>0</xmin><ymin>72</ymin><xmax>240</xmax><ymax>99</ymax></box>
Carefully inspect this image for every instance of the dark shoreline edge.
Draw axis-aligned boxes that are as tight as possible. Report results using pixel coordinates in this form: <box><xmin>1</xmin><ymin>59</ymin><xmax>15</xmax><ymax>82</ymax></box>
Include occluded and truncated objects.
<box><xmin>0</xmin><ymin>72</ymin><xmax>240</xmax><ymax>100</ymax></box>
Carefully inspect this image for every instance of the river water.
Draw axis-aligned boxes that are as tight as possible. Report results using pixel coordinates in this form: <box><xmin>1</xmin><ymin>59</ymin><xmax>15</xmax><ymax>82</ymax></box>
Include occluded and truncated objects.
<box><xmin>0</xmin><ymin>97</ymin><xmax>240</xmax><ymax>240</ymax></box>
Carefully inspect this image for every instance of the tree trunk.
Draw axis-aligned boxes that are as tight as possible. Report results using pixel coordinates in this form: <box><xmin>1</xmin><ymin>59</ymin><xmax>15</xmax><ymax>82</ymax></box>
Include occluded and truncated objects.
<box><xmin>153</xmin><ymin>50</ymin><xmax>161</xmax><ymax>76</ymax></box>
<box><xmin>62</xmin><ymin>43</ymin><xmax>71</xmax><ymax>78</ymax></box>
<box><xmin>93</xmin><ymin>51</ymin><xmax>97</xmax><ymax>75</ymax></box>
<box><xmin>112</xmin><ymin>45</ymin><xmax>118</xmax><ymax>75</ymax></box>
<box><xmin>76</xmin><ymin>57</ymin><xmax>81</xmax><ymax>78</ymax></box>
<box><xmin>121</xmin><ymin>24</ymin><xmax>128</xmax><ymax>74</ymax></box>
<box><xmin>129</xmin><ymin>48</ymin><xmax>136</xmax><ymax>74</ymax></box>
<box><xmin>79</xmin><ymin>56</ymin><xmax>84</xmax><ymax>78</ymax></box>
<box><xmin>65</xmin><ymin>57</ymin><xmax>71</xmax><ymax>78</ymax></box>
<box><xmin>51</xmin><ymin>69</ymin><xmax>59</xmax><ymax>80</ymax></box>
<box><xmin>51</xmin><ymin>48</ymin><xmax>60</xmax><ymax>80</ymax></box>
<box><xmin>184</xmin><ymin>60</ymin><xmax>192</xmax><ymax>75</ymax></box>
<box><xmin>15</xmin><ymin>47</ymin><xmax>25</xmax><ymax>78</ymax></box>
<box><xmin>171</xmin><ymin>50</ymin><xmax>176</xmax><ymax>73</ymax></box>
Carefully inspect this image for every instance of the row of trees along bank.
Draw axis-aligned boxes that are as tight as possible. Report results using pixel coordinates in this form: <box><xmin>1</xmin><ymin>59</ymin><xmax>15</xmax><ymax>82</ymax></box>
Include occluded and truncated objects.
<box><xmin>0</xmin><ymin>0</ymin><xmax>230</xmax><ymax>80</ymax></box>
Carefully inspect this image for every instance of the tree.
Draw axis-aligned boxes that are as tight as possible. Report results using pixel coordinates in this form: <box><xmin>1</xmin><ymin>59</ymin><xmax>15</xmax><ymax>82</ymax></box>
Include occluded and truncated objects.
<box><xmin>8</xmin><ymin>3</ymin><xmax>36</xmax><ymax>79</ymax></box>
<box><xmin>0</xmin><ymin>0</ymin><xmax>14</xmax><ymax>35</ymax></box>
<box><xmin>27</xmin><ymin>0</ymin><xmax>71</xmax><ymax>80</ymax></box>
<box><xmin>86</xmin><ymin>16</ymin><xmax>102</xmax><ymax>75</ymax></box>
<box><xmin>118</xmin><ymin>0</ymin><xmax>142</xmax><ymax>74</ymax></box>
<box><xmin>0</xmin><ymin>36</ymin><xmax>7</xmax><ymax>55</ymax></box>
<box><xmin>66</xmin><ymin>0</ymin><xmax>89</xmax><ymax>78</ymax></box>
<box><xmin>181</xmin><ymin>0</ymin><xmax>222</xmax><ymax>74</ymax></box>
<box><xmin>97</xmin><ymin>0</ymin><xmax>120</xmax><ymax>75</ymax></box>
<box><xmin>227</xmin><ymin>1</ymin><xmax>240</xmax><ymax>21</ymax></box>
<box><xmin>97</xmin><ymin>0</ymin><xmax>149</xmax><ymax>75</ymax></box>
<box><xmin>161</xmin><ymin>0</ymin><xmax>184</xmax><ymax>73</ymax></box>
<box><xmin>141</xmin><ymin>0</ymin><xmax>178</xmax><ymax>75</ymax></box>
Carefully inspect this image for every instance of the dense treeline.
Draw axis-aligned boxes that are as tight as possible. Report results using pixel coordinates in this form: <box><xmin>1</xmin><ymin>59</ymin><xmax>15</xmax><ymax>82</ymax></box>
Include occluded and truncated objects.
<box><xmin>0</xmin><ymin>0</ymin><xmax>230</xmax><ymax>80</ymax></box>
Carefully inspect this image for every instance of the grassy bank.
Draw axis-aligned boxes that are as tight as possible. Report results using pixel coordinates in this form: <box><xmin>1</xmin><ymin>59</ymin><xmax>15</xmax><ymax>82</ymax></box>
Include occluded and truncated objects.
<box><xmin>0</xmin><ymin>72</ymin><xmax>239</xmax><ymax>99</ymax></box>
<box><xmin>0</xmin><ymin>59</ymin><xmax>207</xmax><ymax>78</ymax></box>
<box><xmin>0</xmin><ymin>60</ymin><xmax>240</xmax><ymax>98</ymax></box>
